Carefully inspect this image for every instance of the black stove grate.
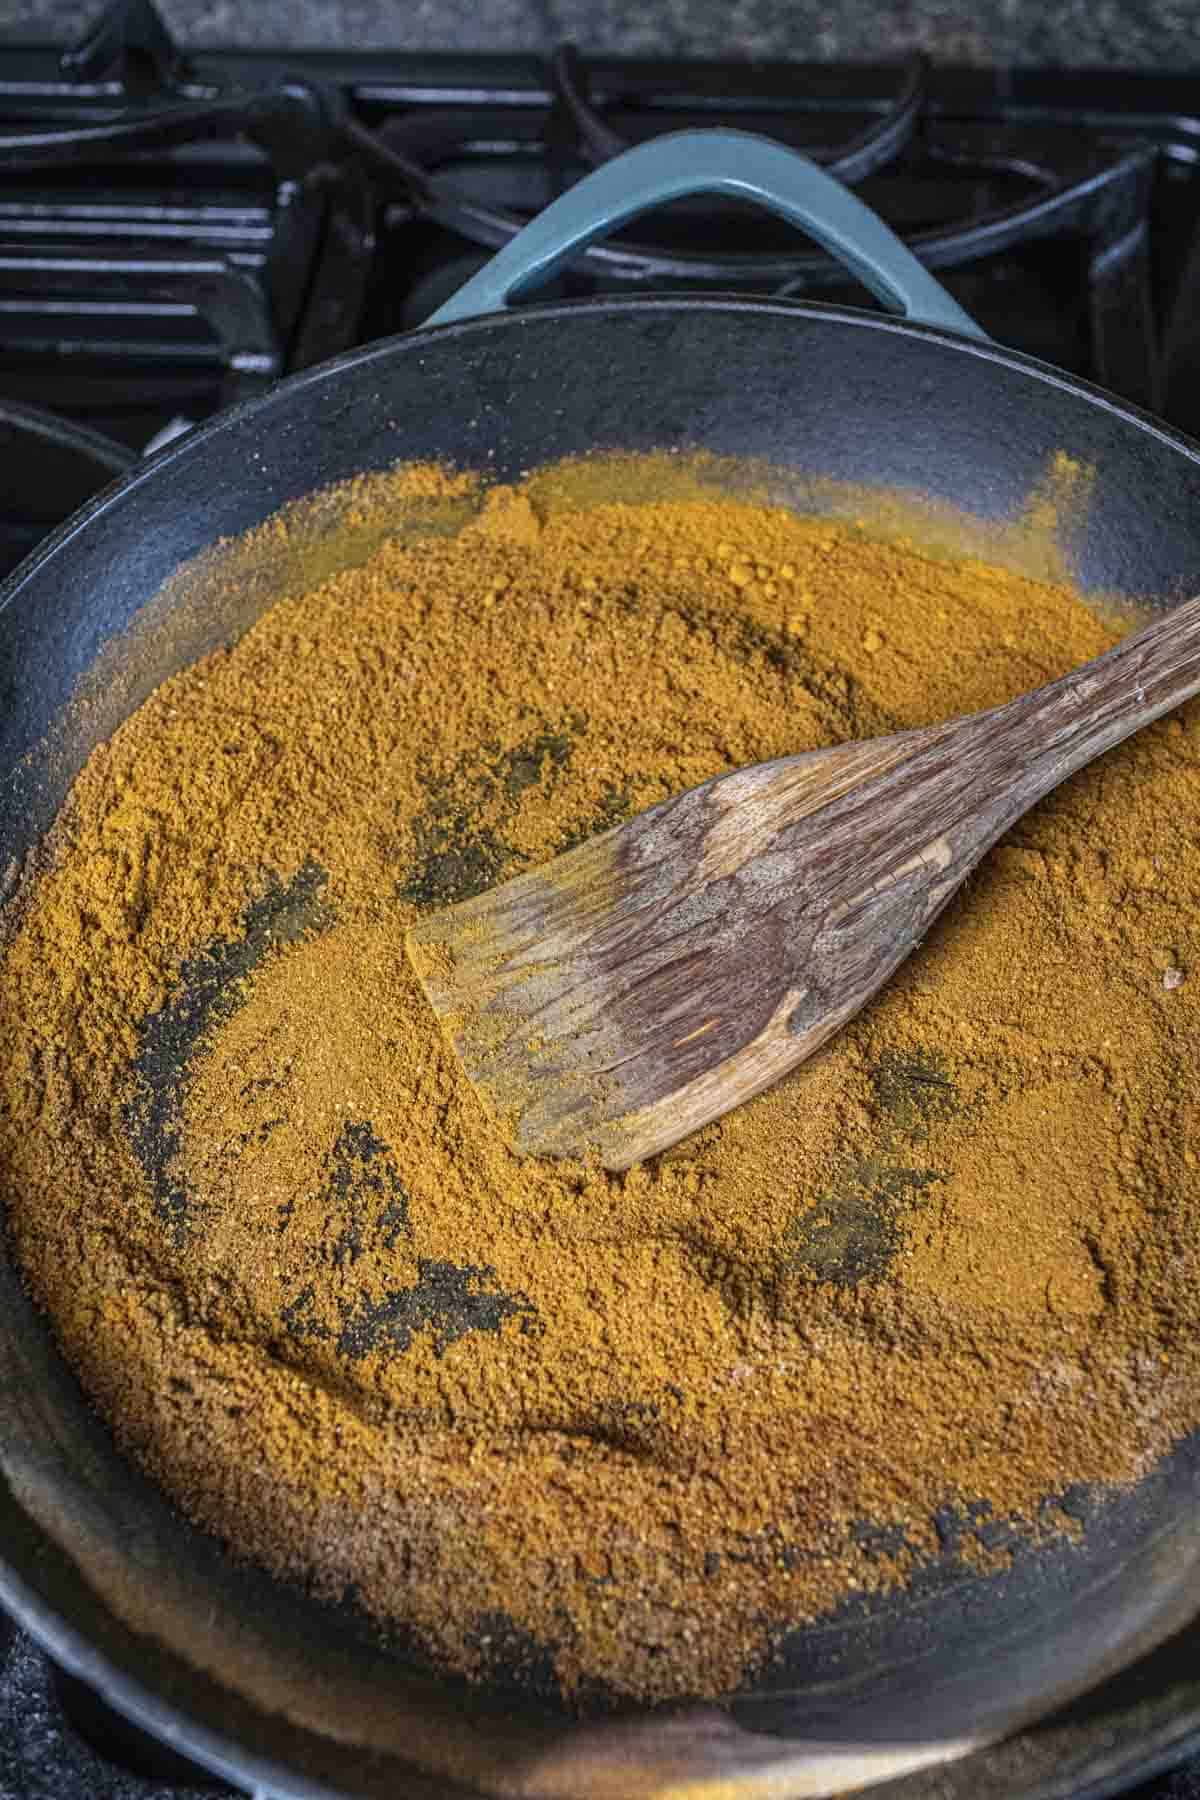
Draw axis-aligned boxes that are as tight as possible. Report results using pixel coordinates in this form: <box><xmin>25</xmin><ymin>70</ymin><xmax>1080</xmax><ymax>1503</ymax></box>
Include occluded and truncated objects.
<box><xmin>2</xmin><ymin>0</ymin><xmax>1200</xmax><ymax>465</ymax></box>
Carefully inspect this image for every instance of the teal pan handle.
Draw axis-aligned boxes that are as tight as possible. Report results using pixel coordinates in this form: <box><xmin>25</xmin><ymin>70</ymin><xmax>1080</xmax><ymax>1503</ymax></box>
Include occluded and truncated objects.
<box><xmin>427</xmin><ymin>127</ymin><xmax>988</xmax><ymax>340</ymax></box>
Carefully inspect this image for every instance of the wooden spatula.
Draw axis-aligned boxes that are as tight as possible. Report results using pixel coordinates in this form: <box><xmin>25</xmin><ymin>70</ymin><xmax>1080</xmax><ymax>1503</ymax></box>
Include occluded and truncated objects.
<box><xmin>406</xmin><ymin>595</ymin><xmax>1200</xmax><ymax>1170</ymax></box>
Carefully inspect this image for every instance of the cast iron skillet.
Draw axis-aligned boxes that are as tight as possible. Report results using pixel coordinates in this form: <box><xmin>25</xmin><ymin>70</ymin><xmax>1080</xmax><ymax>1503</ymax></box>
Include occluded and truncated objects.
<box><xmin>1</xmin><ymin>132</ymin><xmax>1199</xmax><ymax>1800</ymax></box>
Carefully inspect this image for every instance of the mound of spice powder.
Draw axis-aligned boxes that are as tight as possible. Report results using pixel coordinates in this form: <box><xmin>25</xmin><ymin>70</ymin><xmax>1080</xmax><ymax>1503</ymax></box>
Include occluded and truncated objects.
<box><xmin>1</xmin><ymin>455</ymin><xmax>1198</xmax><ymax>1702</ymax></box>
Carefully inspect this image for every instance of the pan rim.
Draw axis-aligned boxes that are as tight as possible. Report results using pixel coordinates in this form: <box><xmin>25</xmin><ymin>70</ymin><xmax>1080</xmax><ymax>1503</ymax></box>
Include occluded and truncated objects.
<box><xmin>4</xmin><ymin>288</ymin><xmax>1200</xmax><ymax>624</ymax></box>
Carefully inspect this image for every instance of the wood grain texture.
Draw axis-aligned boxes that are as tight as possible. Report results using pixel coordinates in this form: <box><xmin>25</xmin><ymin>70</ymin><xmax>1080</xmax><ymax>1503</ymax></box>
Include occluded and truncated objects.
<box><xmin>407</xmin><ymin>593</ymin><xmax>1200</xmax><ymax>1168</ymax></box>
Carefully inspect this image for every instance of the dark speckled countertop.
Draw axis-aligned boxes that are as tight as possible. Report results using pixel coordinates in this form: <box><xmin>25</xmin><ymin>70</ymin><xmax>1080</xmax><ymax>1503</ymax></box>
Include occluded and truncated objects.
<box><xmin>3</xmin><ymin>0</ymin><xmax>1200</xmax><ymax>66</ymax></box>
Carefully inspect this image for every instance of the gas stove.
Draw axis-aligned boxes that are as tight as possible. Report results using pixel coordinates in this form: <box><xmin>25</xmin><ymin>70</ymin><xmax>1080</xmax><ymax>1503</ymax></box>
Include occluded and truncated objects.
<box><xmin>4</xmin><ymin>2</ymin><xmax>1200</xmax><ymax>1794</ymax></box>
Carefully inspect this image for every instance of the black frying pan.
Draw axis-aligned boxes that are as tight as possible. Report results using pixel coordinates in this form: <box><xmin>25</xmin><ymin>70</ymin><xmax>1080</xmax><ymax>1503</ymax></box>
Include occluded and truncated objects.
<box><xmin>2</xmin><ymin>132</ymin><xmax>1200</xmax><ymax>1800</ymax></box>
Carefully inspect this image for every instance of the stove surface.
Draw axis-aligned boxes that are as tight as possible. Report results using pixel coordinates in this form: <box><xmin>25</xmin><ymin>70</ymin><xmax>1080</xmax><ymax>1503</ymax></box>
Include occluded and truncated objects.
<box><xmin>3</xmin><ymin>2</ymin><xmax>1200</xmax><ymax>472</ymax></box>
<box><xmin>3</xmin><ymin>4</ymin><xmax>1200</xmax><ymax>1795</ymax></box>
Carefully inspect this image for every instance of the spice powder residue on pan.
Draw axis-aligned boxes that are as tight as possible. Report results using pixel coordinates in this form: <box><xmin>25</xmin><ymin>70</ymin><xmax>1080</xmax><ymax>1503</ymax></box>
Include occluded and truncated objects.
<box><xmin>1</xmin><ymin>454</ymin><xmax>1198</xmax><ymax>1702</ymax></box>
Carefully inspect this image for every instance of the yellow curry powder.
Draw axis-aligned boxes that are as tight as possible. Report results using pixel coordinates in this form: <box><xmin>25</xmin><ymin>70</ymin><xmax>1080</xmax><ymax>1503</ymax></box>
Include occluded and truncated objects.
<box><xmin>1</xmin><ymin>456</ymin><xmax>1198</xmax><ymax>1702</ymax></box>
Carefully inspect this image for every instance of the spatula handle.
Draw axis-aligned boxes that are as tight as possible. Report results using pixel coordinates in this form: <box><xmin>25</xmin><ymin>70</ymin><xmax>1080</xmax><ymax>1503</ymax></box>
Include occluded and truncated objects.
<box><xmin>840</xmin><ymin>593</ymin><xmax>1200</xmax><ymax>912</ymax></box>
<box><xmin>974</xmin><ymin>591</ymin><xmax>1200</xmax><ymax>830</ymax></box>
